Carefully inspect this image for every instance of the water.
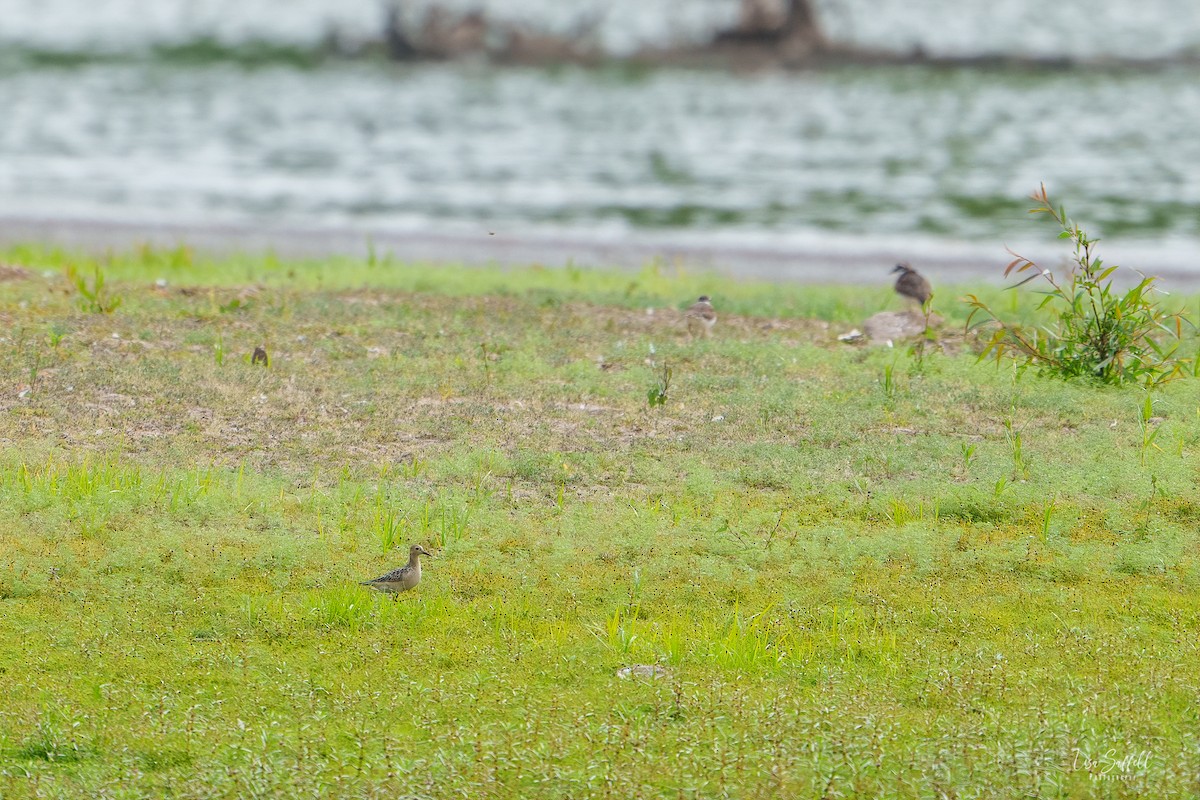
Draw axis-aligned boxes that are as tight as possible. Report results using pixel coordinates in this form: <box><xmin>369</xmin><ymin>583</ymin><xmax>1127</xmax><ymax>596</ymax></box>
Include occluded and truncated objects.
<box><xmin>2</xmin><ymin>1</ymin><xmax>1200</xmax><ymax>280</ymax></box>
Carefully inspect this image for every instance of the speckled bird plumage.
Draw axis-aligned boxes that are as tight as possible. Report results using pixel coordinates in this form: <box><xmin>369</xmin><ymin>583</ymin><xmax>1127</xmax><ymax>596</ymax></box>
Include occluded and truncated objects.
<box><xmin>361</xmin><ymin>544</ymin><xmax>432</xmax><ymax>600</ymax></box>
<box><xmin>685</xmin><ymin>295</ymin><xmax>717</xmax><ymax>338</ymax></box>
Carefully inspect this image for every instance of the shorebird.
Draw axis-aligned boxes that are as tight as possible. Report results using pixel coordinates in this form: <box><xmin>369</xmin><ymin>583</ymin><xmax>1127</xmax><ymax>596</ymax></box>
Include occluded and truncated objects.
<box><xmin>251</xmin><ymin>346</ymin><xmax>269</xmax><ymax>366</ymax></box>
<box><xmin>360</xmin><ymin>544</ymin><xmax>433</xmax><ymax>601</ymax></box>
<box><xmin>685</xmin><ymin>295</ymin><xmax>717</xmax><ymax>339</ymax></box>
<box><xmin>891</xmin><ymin>264</ymin><xmax>932</xmax><ymax>311</ymax></box>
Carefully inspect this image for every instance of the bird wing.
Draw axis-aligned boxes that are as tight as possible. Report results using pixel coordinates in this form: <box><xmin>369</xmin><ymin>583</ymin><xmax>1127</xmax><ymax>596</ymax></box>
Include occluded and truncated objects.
<box><xmin>686</xmin><ymin>302</ymin><xmax>716</xmax><ymax>320</ymax></box>
<box><xmin>897</xmin><ymin>272</ymin><xmax>930</xmax><ymax>301</ymax></box>
<box><xmin>366</xmin><ymin>565</ymin><xmax>411</xmax><ymax>584</ymax></box>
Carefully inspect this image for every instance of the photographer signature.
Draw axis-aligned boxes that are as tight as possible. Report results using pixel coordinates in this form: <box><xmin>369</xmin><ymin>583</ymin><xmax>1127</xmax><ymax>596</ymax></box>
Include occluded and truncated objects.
<box><xmin>1071</xmin><ymin>749</ymin><xmax>1153</xmax><ymax>781</ymax></box>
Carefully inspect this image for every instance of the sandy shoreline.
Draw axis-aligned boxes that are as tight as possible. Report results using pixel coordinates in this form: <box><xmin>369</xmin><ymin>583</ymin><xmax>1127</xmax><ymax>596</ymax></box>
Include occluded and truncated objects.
<box><xmin>2</xmin><ymin>214</ymin><xmax>1196</xmax><ymax>289</ymax></box>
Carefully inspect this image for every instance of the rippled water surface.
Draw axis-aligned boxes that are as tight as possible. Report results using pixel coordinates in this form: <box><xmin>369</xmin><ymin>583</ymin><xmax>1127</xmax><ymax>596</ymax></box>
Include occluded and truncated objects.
<box><xmin>2</xmin><ymin>1</ymin><xmax>1199</xmax><ymax>273</ymax></box>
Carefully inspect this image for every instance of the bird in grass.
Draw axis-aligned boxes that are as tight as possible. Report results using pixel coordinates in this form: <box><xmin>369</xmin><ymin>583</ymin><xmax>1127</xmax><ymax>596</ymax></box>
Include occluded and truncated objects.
<box><xmin>891</xmin><ymin>263</ymin><xmax>932</xmax><ymax>312</ymax></box>
<box><xmin>685</xmin><ymin>295</ymin><xmax>717</xmax><ymax>339</ymax></box>
<box><xmin>251</xmin><ymin>346</ymin><xmax>269</xmax><ymax>366</ymax></box>
<box><xmin>360</xmin><ymin>544</ymin><xmax>433</xmax><ymax>601</ymax></box>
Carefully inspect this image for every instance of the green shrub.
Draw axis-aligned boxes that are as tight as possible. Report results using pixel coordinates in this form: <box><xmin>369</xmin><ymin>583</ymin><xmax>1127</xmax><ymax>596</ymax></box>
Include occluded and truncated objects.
<box><xmin>966</xmin><ymin>185</ymin><xmax>1191</xmax><ymax>386</ymax></box>
<box><xmin>66</xmin><ymin>263</ymin><xmax>122</xmax><ymax>314</ymax></box>
<box><xmin>647</xmin><ymin>363</ymin><xmax>672</xmax><ymax>408</ymax></box>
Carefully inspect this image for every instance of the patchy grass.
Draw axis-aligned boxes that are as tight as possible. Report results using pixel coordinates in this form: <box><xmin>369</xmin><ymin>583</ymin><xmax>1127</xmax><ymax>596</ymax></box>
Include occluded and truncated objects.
<box><xmin>1</xmin><ymin>247</ymin><xmax>1200</xmax><ymax>798</ymax></box>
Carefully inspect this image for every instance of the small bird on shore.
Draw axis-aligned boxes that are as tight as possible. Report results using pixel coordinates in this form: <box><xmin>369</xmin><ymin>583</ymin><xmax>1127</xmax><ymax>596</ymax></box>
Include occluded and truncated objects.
<box><xmin>360</xmin><ymin>544</ymin><xmax>433</xmax><ymax>601</ymax></box>
<box><xmin>685</xmin><ymin>295</ymin><xmax>717</xmax><ymax>339</ymax></box>
<box><xmin>251</xmin><ymin>346</ymin><xmax>269</xmax><ymax>366</ymax></box>
<box><xmin>891</xmin><ymin>263</ymin><xmax>932</xmax><ymax>311</ymax></box>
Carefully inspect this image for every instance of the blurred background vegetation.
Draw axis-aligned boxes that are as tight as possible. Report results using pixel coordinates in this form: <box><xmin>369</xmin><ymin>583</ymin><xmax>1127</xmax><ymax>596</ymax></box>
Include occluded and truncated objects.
<box><xmin>2</xmin><ymin>0</ymin><xmax>1200</xmax><ymax>285</ymax></box>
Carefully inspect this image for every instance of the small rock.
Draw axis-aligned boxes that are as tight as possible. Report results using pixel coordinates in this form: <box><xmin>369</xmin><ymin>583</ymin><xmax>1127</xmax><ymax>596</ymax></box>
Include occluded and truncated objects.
<box><xmin>616</xmin><ymin>664</ymin><xmax>671</xmax><ymax>680</ymax></box>
<box><xmin>863</xmin><ymin>311</ymin><xmax>942</xmax><ymax>345</ymax></box>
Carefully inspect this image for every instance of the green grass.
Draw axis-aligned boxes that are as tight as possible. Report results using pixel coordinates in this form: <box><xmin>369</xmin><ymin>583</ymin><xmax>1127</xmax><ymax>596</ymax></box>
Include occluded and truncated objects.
<box><xmin>2</xmin><ymin>246</ymin><xmax>1200</xmax><ymax>797</ymax></box>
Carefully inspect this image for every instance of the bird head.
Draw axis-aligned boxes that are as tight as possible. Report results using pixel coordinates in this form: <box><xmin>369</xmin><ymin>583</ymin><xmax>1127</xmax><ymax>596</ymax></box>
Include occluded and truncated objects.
<box><xmin>411</xmin><ymin>544</ymin><xmax>433</xmax><ymax>558</ymax></box>
<box><xmin>891</xmin><ymin>263</ymin><xmax>911</xmax><ymax>274</ymax></box>
<box><xmin>697</xmin><ymin>295</ymin><xmax>711</xmax><ymax>303</ymax></box>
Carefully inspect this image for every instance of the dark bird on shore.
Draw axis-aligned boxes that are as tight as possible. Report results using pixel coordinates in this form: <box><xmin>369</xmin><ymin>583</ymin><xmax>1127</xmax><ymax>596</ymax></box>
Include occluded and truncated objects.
<box><xmin>891</xmin><ymin>264</ymin><xmax>932</xmax><ymax>310</ymax></box>
<box><xmin>382</xmin><ymin>2</ymin><xmax>419</xmax><ymax>61</ymax></box>
<box><xmin>715</xmin><ymin>0</ymin><xmax>823</xmax><ymax>45</ymax></box>
<box><xmin>251</xmin><ymin>346</ymin><xmax>269</xmax><ymax>367</ymax></box>
<box><xmin>685</xmin><ymin>295</ymin><xmax>717</xmax><ymax>339</ymax></box>
<box><xmin>360</xmin><ymin>544</ymin><xmax>433</xmax><ymax>601</ymax></box>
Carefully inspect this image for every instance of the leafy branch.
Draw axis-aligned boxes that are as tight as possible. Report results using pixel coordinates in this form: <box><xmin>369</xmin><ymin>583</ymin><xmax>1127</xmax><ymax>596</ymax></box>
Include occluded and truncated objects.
<box><xmin>965</xmin><ymin>184</ymin><xmax>1190</xmax><ymax>386</ymax></box>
